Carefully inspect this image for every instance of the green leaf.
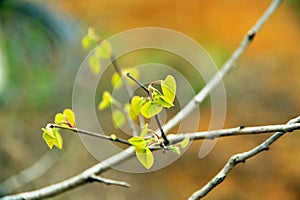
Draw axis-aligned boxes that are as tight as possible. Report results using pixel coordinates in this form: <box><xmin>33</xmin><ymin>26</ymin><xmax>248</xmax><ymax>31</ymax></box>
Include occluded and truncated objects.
<box><xmin>140</xmin><ymin>124</ymin><xmax>150</xmax><ymax>137</ymax></box>
<box><xmin>64</xmin><ymin>109</ymin><xmax>75</xmax><ymax>127</ymax></box>
<box><xmin>54</xmin><ymin>113</ymin><xmax>66</xmax><ymax>127</ymax></box>
<box><xmin>98</xmin><ymin>91</ymin><xmax>113</xmax><ymax>110</ymax></box>
<box><xmin>82</xmin><ymin>35</ymin><xmax>92</xmax><ymax>49</ymax></box>
<box><xmin>161</xmin><ymin>75</ymin><xmax>176</xmax><ymax>102</ymax></box>
<box><xmin>95</xmin><ymin>40</ymin><xmax>112</xmax><ymax>59</ymax></box>
<box><xmin>111</xmin><ymin>72</ymin><xmax>123</xmax><ymax>89</ymax></box>
<box><xmin>135</xmin><ymin>147</ymin><xmax>154</xmax><ymax>169</ymax></box>
<box><xmin>54</xmin><ymin>109</ymin><xmax>76</xmax><ymax>128</ymax></box>
<box><xmin>42</xmin><ymin>126</ymin><xmax>55</xmax><ymax>138</ymax></box>
<box><xmin>128</xmin><ymin>136</ymin><xmax>146</xmax><ymax>148</ymax></box>
<box><xmin>131</xmin><ymin>96</ymin><xmax>146</xmax><ymax>117</ymax></box>
<box><xmin>112</xmin><ymin>110</ymin><xmax>126</xmax><ymax>129</ymax></box>
<box><xmin>129</xmin><ymin>136</ymin><xmax>154</xmax><ymax>169</ymax></box>
<box><xmin>124</xmin><ymin>103</ymin><xmax>136</xmax><ymax>121</ymax></box>
<box><xmin>153</xmin><ymin>95</ymin><xmax>174</xmax><ymax>108</ymax></box>
<box><xmin>180</xmin><ymin>137</ymin><xmax>190</xmax><ymax>148</ymax></box>
<box><xmin>88</xmin><ymin>54</ymin><xmax>101</xmax><ymax>75</ymax></box>
<box><xmin>53</xmin><ymin>129</ymin><xmax>63</xmax><ymax>149</ymax></box>
<box><xmin>82</xmin><ymin>27</ymin><xmax>99</xmax><ymax>49</ymax></box>
<box><xmin>168</xmin><ymin>145</ymin><xmax>181</xmax><ymax>155</ymax></box>
<box><xmin>42</xmin><ymin>128</ymin><xmax>63</xmax><ymax>149</ymax></box>
<box><xmin>140</xmin><ymin>101</ymin><xmax>162</xmax><ymax>119</ymax></box>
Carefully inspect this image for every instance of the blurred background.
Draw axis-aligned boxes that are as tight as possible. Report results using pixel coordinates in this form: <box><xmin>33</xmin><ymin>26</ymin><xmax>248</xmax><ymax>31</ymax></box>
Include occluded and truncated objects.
<box><xmin>1</xmin><ymin>0</ymin><xmax>300</xmax><ymax>199</ymax></box>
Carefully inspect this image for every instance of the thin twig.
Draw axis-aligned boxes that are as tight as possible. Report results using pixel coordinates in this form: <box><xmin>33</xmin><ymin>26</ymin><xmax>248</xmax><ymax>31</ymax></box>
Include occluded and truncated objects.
<box><xmin>126</xmin><ymin>73</ymin><xmax>149</xmax><ymax>95</ymax></box>
<box><xmin>188</xmin><ymin>115</ymin><xmax>300</xmax><ymax>200</ymax></box>
<box><xmin>51</xmin><ymin>124</ymin><xmax>131</xmax><ymax>146</ymax></box>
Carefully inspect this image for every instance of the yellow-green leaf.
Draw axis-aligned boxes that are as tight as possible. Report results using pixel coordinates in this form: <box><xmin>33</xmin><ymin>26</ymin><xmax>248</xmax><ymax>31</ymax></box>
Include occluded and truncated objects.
<box><xmin>54</xmin><ymin>113</ymin><xmax>66</xmax><ymax>126</ymax></box>
<box><xmin>161</xmin><ymin>75</ymin><xmax>176</xmax><ymax>102</ymax></box>
<box><xmin>53</xmin><ymin>128</ymin><xmax>63</xmax><ymax>149</ymax></box>
<box><xmin>135</xmin><ymin>147</ymin><xmax>154</xmax><ymax>169</ymax></box>
<box><xmin>42</xmin><ymin>127</ymin><xmax>55</xmax><ymax>139</ymax></box>
<box><xmin>63</xmin><ymin>109</ymin><xmax>75</xmax><ymax>127</ymax></box>
<box><xmin>168</xmin><ymin>145</ymin><xmax>180</xmax><ymax>155</ymax></box>
<box><xmin>124</xmin><ymin>103</ymin><xmax>136</xmax><ymax>121</ymax></box>
<box><xmin>112</xmin><ymin>110</ymin><xmax>126</xmax><ymax>129</ymax></box>
<box><xmin>54</xmin><ymin>109</ymin><xmax>76</xmax><ymax>128</ymax></box>
<box><xmin>111</xmin><ymin>72</ymin><xmax>123</xmax><ymax>89</ymax></box>
<box><xmin>128</xmin><ymin>136</ymin><xmax>146</xmax><ymax>148</ymax></box>
<box><xmin>98</xmin><ymin>91</ymin><xmax>113</xmax><ymax>110</ymax></box>
<box><xmin>42</xmin><ymin>128</ymin><xmax>63</xmax><ymax>149</ymax></box>
<box><xmin>153</xmin><ymin>95</ymin><xmax>174</xmax><ymax>108</ymax></box>
<box><xmin>82</xmin><ymin>27</ymin><xmax>99</xmax><ymax>49</ymax></box>
<box><xmin>180</xmin><ymin>137</ymin><xmax>190</xmax><ymax>148</ymax></box>
<box><xmin>88</xmin><ymin>54</ymin><xmax>101</xmax><ymax>75</ymax></box>
<box><xmin>82</xmin><ymin>35</ymin><xmax>92</xmax><ymax>49</ymax></box>
<box><xmin>140</xmin><ymin>124</ymin><xmax>150</xmax><ymax>138</ymax></box>
<box><xmin>140</xmin><ymin>101</ymin><xmax>162</xmax><ymax>119</ymax></box>
<box><xmin>95</xmin><ymin>40</ymin><xmax>112</xmax><ymax>59</ymax></box>
<box><xmin>42</xmin><ymin>131</ymin><xmax>55</xmax><ymax>149</ymax></box>
<box><xmin>131</xmin><ymin>96</ymin><xmax>146</xmax><ymax>117</ymax></box>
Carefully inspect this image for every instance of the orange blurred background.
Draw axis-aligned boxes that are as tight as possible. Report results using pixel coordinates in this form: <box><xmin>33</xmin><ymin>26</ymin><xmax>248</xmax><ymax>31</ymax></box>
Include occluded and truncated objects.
<box><xmin>1</xmin><ymin>0</ymin><xmax>300</xmax><ymax>199</ymax></box>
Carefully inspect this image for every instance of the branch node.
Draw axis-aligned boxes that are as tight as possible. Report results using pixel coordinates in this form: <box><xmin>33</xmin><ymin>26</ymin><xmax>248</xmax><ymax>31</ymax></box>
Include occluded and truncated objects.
<box><xmin>215</xmin><ymin>176</ymin><xmax>225</xmax><ymax>184</ymax></box>
<box><xmin>247</xmin><ymin>30</ymin><xmax>256</xmax><ymax>41</ymax></box>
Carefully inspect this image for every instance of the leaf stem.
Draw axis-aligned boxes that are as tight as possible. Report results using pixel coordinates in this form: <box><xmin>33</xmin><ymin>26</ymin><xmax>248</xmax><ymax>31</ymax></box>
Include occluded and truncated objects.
<box><xmin>50</xmin><ymin>124</ymin><xmax>131</xmax><ymax>146</ymax></box>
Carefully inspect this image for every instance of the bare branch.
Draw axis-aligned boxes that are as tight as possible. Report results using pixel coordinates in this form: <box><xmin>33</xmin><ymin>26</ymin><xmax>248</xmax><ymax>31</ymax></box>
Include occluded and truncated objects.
<box><xmin>88</xmin><ymin>175</ymin><xmax>130</xmax><ymax>188</ymax></box>
<box><xmin>168</xmin><ymin>121</ymin><xmax>300</xmax><ymax>144</ymax></box>
<box><xmin>162</xmin><ymin>0</ymin><xmax>283</xmax><ymax>134</ymax></box>
<box><xmin>188</xmin><ymin>116</ymin><xmax>300</xmax><ymax>200</ymax></box>
<box><xmin>0</xmin><ymin>150</ymin><xmax>60</xmax><ymax>195</ymax></box>
<box><xmin>0</xmin><ymin>148</ymin><xmax>135</xmax><ymax>200</ymax></box>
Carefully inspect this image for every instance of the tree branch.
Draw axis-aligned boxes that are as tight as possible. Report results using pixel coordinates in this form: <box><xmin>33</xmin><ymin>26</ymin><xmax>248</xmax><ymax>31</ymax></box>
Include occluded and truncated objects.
<box><xmin>188</xmin><ymin>115</ymin><xmax>300</xmax><ymax>200</ymax></box>
<box><xmin>167</xmin><ymin>121</ymin><xmax>300</xmax><ymax>144</ymax></box>
<box><xmin>88</xmin><ymin>175</ymin><xmax>130</xmax><ymax>188</ymax></box>
<box><xmin>0</xmin><ymin>150</ymin><xmax>61</xmax><ymax>195</ymax></box>
<box><xmin>0</xmin><ymin>148</ymin><xmax>135</xmax><ymax>200</ymax></box>
<box><xmin>0</xmin><ymin>0</ymin><xmax>284</xmax><ymax>199</ymax></box>
<box><xmin>3</xmin><ymin>118</ymin><xmax>300</xmax><ymax>200</ymax></box>
<box><xmin>161</xmin><ymin>0</ymin><xmax>283</xmax><ymax>134</ymax></box>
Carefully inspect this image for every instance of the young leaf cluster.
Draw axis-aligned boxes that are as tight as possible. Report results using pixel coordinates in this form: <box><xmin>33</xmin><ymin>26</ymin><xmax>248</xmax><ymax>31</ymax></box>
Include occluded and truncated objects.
<box><xmin>43</xmin><ymin>30</ymin><xmax>184</xmax><ymax>170</ymax></box>
<box><xmin>82</xmin><ymin>28</ymin><xmax>112</xmax><ymax>75</ymax></box>
<box><xmin>130</xmin><ymin>75</ymin><xmax>177</xmax><ymax>119</ymax></box>
<box><xmin>127</xmin><ymin>124</ymin><xmax>190</xmax><ymax>169</ymax></box>
<box><xmin>42</xmin><ymin>109</ymin><xmax>75</xmax><ymax>149</ymax></box>
<box><xmin>128</xmin><ymin>124</ymin><xmax>156</xmax><ymax>169</ymax></box>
